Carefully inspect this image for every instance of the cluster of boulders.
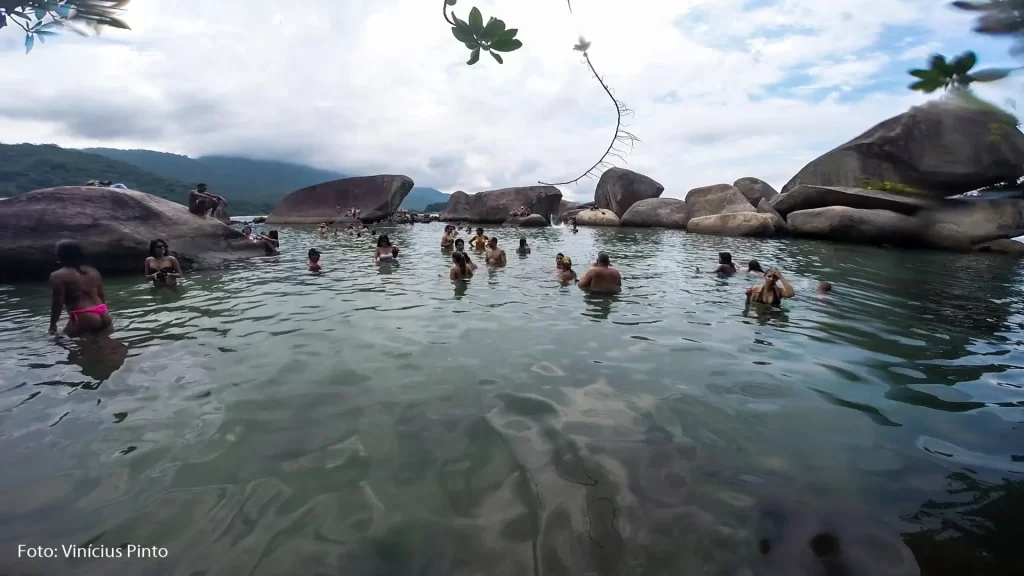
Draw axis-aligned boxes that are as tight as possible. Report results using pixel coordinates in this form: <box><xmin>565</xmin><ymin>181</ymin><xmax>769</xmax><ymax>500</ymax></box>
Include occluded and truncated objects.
<box><xmin>440</xmin><ymin>185</ymin><xmax>563</xmax><ymax>226</ymax></box>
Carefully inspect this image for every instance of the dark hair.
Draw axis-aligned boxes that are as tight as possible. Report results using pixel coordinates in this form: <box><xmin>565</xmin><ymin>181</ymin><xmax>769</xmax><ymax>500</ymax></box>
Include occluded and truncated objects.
<box><xmin>455</xmin><ymin>238</ymin><xmax>465</xmax><ymax>249</ymax></box>
<box><xmin>519</xmin><ymin>237</ymin><xmax>527</xmax><ymax>247</ymax></box>
<box><xmin>308</xmin><ymin>248</ymin><xmax>320</xmax><ymax>261</ymax></box>
<box><xmin>453</xmin><ymin>250</ymin><xmax>467</xmax><ymax>275</ymax></box>
<box><xmin>197</xmin><ymin>183</ymin><xmax>207</xmax><ymax>189</ymax></box>
<box><xmin>392</xmin><ymin>246</ymin><xmax>400</xmax><ymax>257</ymax></box>
<box><xmin>556</xmin><ymin>252</ymin><xmax>564</xmax><ymax>259</ymax></box>
<box><xmin>476</xmin><ymin>228</ymin><xmax>484</xmax><ymax>234</ymax></box>
<box><xmin>719</xmin><ymin>252</ymin><xmax>732</xmax><ymax>264</ymax></box>
<box><xmin>242</xmin><ymin>225</ymin><xmax>252</xmax><ymax>234</ymax></box>
<box><xmin>597</xmin><ymin>252</ymin><xmax>611</xmax><ymax>266</ymax></box>
<box><xmin>818</xmin><ymin>281</ymin><xmax>833</xmax><ymax>293</ymax></box>
<box><xmin>56</xmin><ymin>240</ymin><xmax>86</xmax><ymax>273</ymax></box>
<box><xmin>377</xmin><ymin>234</ymin><xmax>391</xmax><ymax>247</ymax></box>
<box><xmin>748</xmin><ymin>259</ymin><xmax>763</xmax><ymax>273</ymax></box>
<box><xmin>149</xmin><ymin>239</ymin><xmax>169</xmax><ymax>257</ymax></box>
<box><xmin>269</xmin><ymin>230</ymin><xmax>279</xmax><ymax>241</ymax></box>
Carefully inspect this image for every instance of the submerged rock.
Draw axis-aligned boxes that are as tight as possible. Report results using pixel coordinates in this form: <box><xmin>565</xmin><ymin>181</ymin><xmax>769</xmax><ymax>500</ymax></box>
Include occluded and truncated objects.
<box><xmin>772</xmin><ymin>185</ymin><xmax>933</xmax><ymax>218</ymax></box>
<box><xmin>620</xmin><ymin>198</ymin><xmax>689</xmax><ymax>229</ymax></box>
<box><xmin>595</xmin><ymin>167</ymin><xmax>665</xmax><ymax>217</ymax></box>
<box><xmin>441</xmin><ymin>190</ymin><xmax>472</xmax><ymax>221</ymax></box>
<box><xmin>0</xmin><ymin>186</ymin><xmax>263</xmax><ymax>281</ymax></box>
<box><xmin>782</xmin><ymin>97</ymin><xmax>1024</xmax><ymax>196</ymax></box>
<box><xmin>465</xmin><ymin>186</ymin><xmax>562</xmax><ymax>224</ymax></box>
<box><xmin>734</xmin><ymin>177</ymin><xmax>779</xmax><ymax>206</ymax></box>
<box><xmin>685</xmin><ymin>184</ymin><xmax>756</xmax><ymax>219</ymax></box>
<box><xmin>268</xmin><ymin>175</ymin><xmax>413</xmax><ymax>224</ymax></box>
<box><xmin>686</xmin><ymin>212</ymin><xmax>777</xmax><ymax>237</ymax></box>
<box><xmin>575</xmin><ymin>208</ymin><xmax>621</xmax><ymax>226</ymax></box>
<box><xmin>787</xmin><ymin>207</ymin><xmax>921</xmax><ymax>245</ymax></box>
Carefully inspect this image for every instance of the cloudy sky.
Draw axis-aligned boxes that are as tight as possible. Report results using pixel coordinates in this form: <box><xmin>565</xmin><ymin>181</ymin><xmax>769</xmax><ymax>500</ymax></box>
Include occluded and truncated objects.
<box><xmin>0</xmin><ymin>0</ymin><xmax>1019</xmax><ymax>201</ymax></box>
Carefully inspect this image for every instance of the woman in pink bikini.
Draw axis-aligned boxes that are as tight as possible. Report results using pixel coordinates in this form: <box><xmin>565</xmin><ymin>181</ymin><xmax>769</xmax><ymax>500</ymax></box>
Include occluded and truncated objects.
<box><xmin>49</xmin><ymin>240</ymin><xmax>113</xmax><ymax>336</ymax></box>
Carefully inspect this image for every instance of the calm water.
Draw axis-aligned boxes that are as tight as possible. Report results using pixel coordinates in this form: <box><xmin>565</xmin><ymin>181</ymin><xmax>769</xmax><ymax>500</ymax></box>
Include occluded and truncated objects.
<box><xmin>2</xmin><ymin>223</ymin><xmax>1023</xmax><ymax>575</ymax></box>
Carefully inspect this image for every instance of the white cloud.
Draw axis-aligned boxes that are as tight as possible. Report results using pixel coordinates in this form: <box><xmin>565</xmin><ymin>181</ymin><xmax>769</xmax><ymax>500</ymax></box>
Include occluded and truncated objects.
<box><xmin>0</xmin><ymin>0</ymin><xmax>1003</xmax><ymax>201</ymax></box>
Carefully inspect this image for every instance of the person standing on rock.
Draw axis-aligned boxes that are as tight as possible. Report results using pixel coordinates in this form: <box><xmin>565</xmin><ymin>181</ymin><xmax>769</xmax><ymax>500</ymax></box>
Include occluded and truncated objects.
<box><xmin>49</xmin><ymin>240</ymin><xmax>113</xmax><ymax>336</ymax></box>
<box><xmin>746</xmin><ymin>268</ymin><xmax>795</xmax><ymax>307</ymax></box>
<box><xmin>578</xmin><ymin>252</ymin><xmax>621</xmax><ymax>293</ymax></box>
<box><xmin>144</xmin><ymin>239</ymin><xmax>184</xmax><ymax>288</ymax></box>
<box><xmin>485</xmin><ymin>237</ymin><xmax>507</xmax><ymax>267</ymax></box>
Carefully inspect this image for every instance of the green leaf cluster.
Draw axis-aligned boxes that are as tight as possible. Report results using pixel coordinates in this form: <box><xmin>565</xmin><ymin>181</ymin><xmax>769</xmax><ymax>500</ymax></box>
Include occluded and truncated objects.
<box><xmin>858</xmin><ymin>177</ymin><xmax>927</xmax><ymax>196</ymax></box>
<box><xmin>1</xmin><ymin>1</ymin><xmax>131</xmax><ymax>54</ymax></box>
<box><xmin>446</xmin><ymin>0</ymin><xmax>522</xmax><ymax>65</ymax></box>
<box><xmin>908</xmin><ymin>51</ymin><xmax>1016</xmax><ymax>92</ymax></box>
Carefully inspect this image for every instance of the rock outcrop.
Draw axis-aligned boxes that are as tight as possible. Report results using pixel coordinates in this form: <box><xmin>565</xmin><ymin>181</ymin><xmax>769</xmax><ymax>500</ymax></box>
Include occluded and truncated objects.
<box><xmin>916</xmin><ymin>197</ymin><xmax>1024</xmax><ymax>246</ymax></box>
<box><xmin>504</xmin><ymin>214</ymin><xmax>549</xmax><ymax>227</ymax></box>
<box><xmin>465</xmin><ymin>186</ymin><xmax>562</xmax><ymax>224</ymax></box>
<box><xmin>686</xmin><ymin>213</ymin><xmax>778</xmax><ymax>237</ymax></box>
<box><xmin>787</xmin><ymin>207</ymin><xmax>921</xmax><ymax>245</ymax></box>
<box><xmin>772</xmin><ymin>185</ymin><xmax>934</xmax><ymax>217</ymax></box>
<box><xmin>554</xmin><ymin>199</ymin><xmax>581</xmax><ymax>220</ymax></box>
<box><xmin>575</xmin><ymin>208</ymin><xmax>621</xmax><ymax>226</ymax></box>
<box><xmin>594</xmin><ymin>168</ymin><xmax>665</xmax><ymax>217</ymax></box>
<box><xmin>782</xmin><ymin>97</ymin><xmax>1024</xmax><ymax>195</ymax></box>
<box><xmin>734</xmin><ymin>177</ymin><xmax>778</xmax><ymax>206</ymax></box>
<box><xmin>975</xmin><ymin>238</ymin><xmax>1024</xmax><ymax>255</ymax></box>
<box><xmin>685</xmin><ymin>184</ymin><xmax>756</xmax><ymax>219</ymax></box>
<box><xmin>267</xmin><ymin>175</ymin><xmax>413</xmax><ymax>225</ymax></box>
<box><xmin>756</xmin><ymin>198</ymin><xmax>789</xmax><ymax>235</ymax></box>
<box><xmin>620</xmin><ymin>198</ymin><xmax>689</xmax><ymax>229</ymax></box>
<box><xmin>440</xmin><ymin>190</ymin><xmax>472</xmax><ymax>221</ymax></box>
<box><xmin>0</xmin><ymin>186</ymin><xmax>264</xmax><ymax>281</ymax></box>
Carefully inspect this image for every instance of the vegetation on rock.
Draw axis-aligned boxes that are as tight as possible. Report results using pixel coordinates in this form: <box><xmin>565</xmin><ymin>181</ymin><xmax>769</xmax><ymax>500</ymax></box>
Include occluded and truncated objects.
<box><xmin>858</xmin><ymin>178</ymin><xmax>927</xmax><ymax>196</ymax></box>
<box><xmin>0</xmin><ymin>1</ymin><xmax>129</xmax><ymax>53</ymax></box>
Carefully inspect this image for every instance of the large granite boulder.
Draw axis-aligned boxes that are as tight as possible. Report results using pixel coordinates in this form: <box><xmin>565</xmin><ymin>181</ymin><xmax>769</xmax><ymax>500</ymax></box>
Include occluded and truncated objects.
<box><xmin>594</xmin><ymin>168</ymin><xmax>665</xmax><ymax>217</ymax></box>
<box><xmin>620</xmin><ymin>198</ymin><xmax>689</xmax><ymax>229</ymax></box>
<box><xmin>504</xmin><ymin>214</ymin><xmax>549</xmax><ymax>227</ymax></box>
<box><xmin>772</xmin><ymin>184</ymin><xmax>934</xmax><ymax>217</ymax></box>
<box><xmin>561</xmin><ymin>208</ymin><xmax>585</xmax><ymax>223</ymax></box>
<box><xmin>575</xmin><ymin>208</ymin><xmax>621</xmax><ymax>226</ymax></box>
<box><xmin>465</xmin><ymin>186</ymin><xmax>562</xmax><ymax>224</ymax></box>
<box><xmin>734</xmin><ymin>177</ymin><xmax>778</xmax><ymax>206</ymax></box>
<box><xmin>975</xmin><ymin>238</ymin><xmax>1024</xmax><ymax>255</ymax></box>
<box><xmin>787</xmin><ymin>207</ymin><xmax>921</xmax><ymax>245</ymax></box>
<box><xmin>554</xmin><ymin>199</ymin><xmax>580</xmax><ymax>219</ymax></box>
<box><xmin>268</xmin><ymin>175</ymin><xmax>413</xmax><ymax>225</ymax></box>
<box><xmin>782</xmin><ymin>97</ymin><xmax>1024</xmax><ymax>195</ymax></box>
<box><xmin>0</xmin><ymin>187</ymin><xmax>264</xmax><ymax>281</ymax></box>
<box><xmin>686</xmin><ymin>212</ymin><xmax>777</xmax><ymax>237</ymax></box>
<box><xmin>757</xmin><ymin>198</ymin><xmax>789</xmax><ymax>235</ymax></box>
<box><xmin>685</xmin><ymin>184</ymin><xmax>756</xmax><ymax>219</ymax></box>
<box><xmin>916</xmin><ymin>197</ymin><xmax>1024</xmax><ymax>246</ymax></box>
<box><xmin>440</xmin><ymin>190</ymin><xmax>472</xmax><ymax>221</ymax></box>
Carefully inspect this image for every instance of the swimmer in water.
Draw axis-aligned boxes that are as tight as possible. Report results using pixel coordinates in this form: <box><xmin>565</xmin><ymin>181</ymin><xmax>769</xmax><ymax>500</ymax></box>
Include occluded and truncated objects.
<box><xmin>817</xmin><ymin>281</ymin><xmax>832</xmax><ymax>294</ymax></box>
<box><xmin>516</xmin><ymin>236</ymin><xmax>531</xmax><ymax>255</ymax></box>
<box><xmin>441</xmin><ymin>225</ymin><xmax>456</xmax><ymax>249</ymax></box>
<box><xmin>557</xmin><ymin>255</ymin><xmax>577</xmax><ymax>283</ymax></box>
<box><xmin>308</xmin><ymin>248</ymin><xmax>322</xmax><ymax>272</ymax></box>
<box><xmin>450</xmin><ymin>251</ymin><xmax>473</xmax><ymax>280</ymax></box>
<box><xmin>485</xmin><ymin>236</ymin><xmax>507</xmax><ymax>267</ymax></box>
<box><xmin>471</xmin><ymin>228</ymin><xmax>488</xmax><ymax>250</ymax></box>
<box><xmin>373</xmin><ymin>234</ymin><xmax>398</xmax><ymax>262</ymax></box>
<box><xmin>696</xmin><ymin>251</ymin><xmax>738</xmax><ymax>275</ymax></box>
<box><xmin>49</xmin><ymin>240</ymin><xmax>114</xmax><ymax>336</ymax></box>
<box><xmin>578</xmin><ymin>252</ymin><xmax>621</xmax><ymax>293</ymax></box>
<box><xmin>241</xmin><ymin>225</ymin><xmax>258</xmax><ymax>242</ymax></box>
<box><xmin>746</xmin><ymin>268</ymin><xmax>795</xmax><ymax>307</ymax></box>
<box><xmin>318</xmin><ymin>222</ymin><xmax>328</xmax><ymax>236</ymax></box>
<box><xmin>747</xmin><ymin>259</ymin><xmax>764</xmax><ymax>274</ymax></box>
<box><xmin>257</xmin><ymin>230</ymin><xmax>280</xmax><ymax>255</ymax></box>
<box><xmin>144</xmin><ymin>239</ymin><xmax>183</xmax><ymax>288</ymax></box>
<box><xmin>555</xmin><ymin>253</ymin><xmax>565</xmax><ymax>269</ymax></box>
<box><xmin>454</xmin><ymin>239</ymin><xmax>477</xmax><ymax>271</ymax></box>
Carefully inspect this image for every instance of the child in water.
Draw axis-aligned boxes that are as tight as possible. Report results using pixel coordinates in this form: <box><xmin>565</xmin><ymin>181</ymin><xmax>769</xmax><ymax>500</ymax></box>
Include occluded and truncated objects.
<box><xmin>308</xmin><ymin>248</ymin><xmax>322</xmax><ymax>272</ymax></box>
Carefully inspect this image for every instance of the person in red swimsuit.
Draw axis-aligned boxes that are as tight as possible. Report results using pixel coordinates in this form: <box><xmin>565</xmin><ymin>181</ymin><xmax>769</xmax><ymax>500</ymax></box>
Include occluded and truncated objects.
<box><xmin>49</xmin><ymin>240</ymin><xmax>113</xmax><ymax>336</ymax></box>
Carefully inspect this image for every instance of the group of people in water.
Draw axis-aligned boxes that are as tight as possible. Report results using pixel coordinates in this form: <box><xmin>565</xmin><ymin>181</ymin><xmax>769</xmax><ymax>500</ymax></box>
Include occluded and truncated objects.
<box><xmin>45</xmin><ymin>219</ymin><xmax>826</xmax><ymax>337</ymax></box>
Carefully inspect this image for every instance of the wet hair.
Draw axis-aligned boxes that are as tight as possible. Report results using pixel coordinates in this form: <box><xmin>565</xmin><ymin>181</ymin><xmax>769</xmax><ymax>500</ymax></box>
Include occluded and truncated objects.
<box><xmin>242</xmin><ymin>225</ymin><xmax>252</xmax><ymax>235</ymax></box>
<box><xmin>597</xmin><ymin>252</ymin><xmax>611</xmax><ymax>266</ymax></box>
<box><xmin>269</xmin><ymin>230</ymin><xmax>279</xmax><ymax>241</ymax></box>
<box><xmin>392</xmin><ymin>246</ymin><xmax>400</xmax><ymax>257</ymax></box>
<box><xmin>556</xmin><ymin>252</ymin><xmax>564</xmax><ymax>259</ymax></box>
<box><xmin>308</xmin><ymin>248</ymin><xmax>320</xmax><ymax>261</ymax></box>
<box><xmin>719</xmin><ymin>252</ymin><xmax>732</xmax><ymax>265</ymax></box>
<box><xmin>519</xmin><ymin>237</ymin><xmax>528</xmax><ymax>247</ymax></box>
<box><xmin>818</xmin><ymin>281</ymin><xmax>832</xmax><ymax>293</ymax></box>
<box><xmin>455</xmin><ymin>238</ymin><xmax>465</xmax><ymax>250</ymax></box>
<box><xmin>149</xmin><ymin>239</ymin><xmax>169</xmax><ymax>257</ymax></box>
<box><xmin>197</xmin><ymin>183</ymin><xmax>207</xmax><ymax>190</ymax></box>
<box><xmin>377</xmin><ymin>234</ymin><xmax>391</xmax><ymax>247</ymax></box>
<box><xmin>56</xmin><ymin>240</ymin><xmax>86</xmax><ymax>273</ymax></box>
<box><xmin>476</xmin><ymin>228</ymin><xmax>484</xmax><ymax>235</ymax></box>
<box><xmin>452</xmin><ymin>250</ymin><xmax>468</xmax><ymax>275</ymax></box>
<box><xmin>748</xmin><ymin>259</ymin><xmax>764</xmax><ymax>273</ymax></box>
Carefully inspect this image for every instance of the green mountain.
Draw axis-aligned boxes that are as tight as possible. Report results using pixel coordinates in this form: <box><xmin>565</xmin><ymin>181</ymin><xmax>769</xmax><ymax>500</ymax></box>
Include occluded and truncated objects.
<box><xmin>85</xmin><ymin>147</ymin><xmax>448</xmax><ymax>212</ymax></box>
<box><xmin>0</xmin><ymin>142</ymin><xmax>197</xmax><ymax>205</ymax></box>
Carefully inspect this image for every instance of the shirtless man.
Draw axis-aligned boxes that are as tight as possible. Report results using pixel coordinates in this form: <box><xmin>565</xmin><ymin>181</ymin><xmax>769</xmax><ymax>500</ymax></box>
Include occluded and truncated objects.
<box><xmin>485</xmin><ymin>237</ymin><xmax>507</xmax><ymax>267</ymax></box>
<box><xmin>578</xmin><ymin>252</ymin><xmax>621</xmax><ymax>293</ymax></box>
<box><xmin>441</xmin><ymin>225</ymin><xmax>456</xmax><ymax>248</ymax></box>
<box><xmin>188</xmin><ymin>183</ymin><xmax>227</xmax><ymax>217</ymax></box>
<box><xmin>49</xmin><ymin>240</ymin><xmax>113</xmax><ymax>336</ymax></box>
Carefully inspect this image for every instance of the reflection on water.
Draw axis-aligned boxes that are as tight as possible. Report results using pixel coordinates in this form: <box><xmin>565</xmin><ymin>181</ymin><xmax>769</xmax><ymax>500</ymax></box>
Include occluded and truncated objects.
<box><xmin>1</xmin><ymin>224</ymin><xmax>1023</xmax><ymax>575</ymax></box>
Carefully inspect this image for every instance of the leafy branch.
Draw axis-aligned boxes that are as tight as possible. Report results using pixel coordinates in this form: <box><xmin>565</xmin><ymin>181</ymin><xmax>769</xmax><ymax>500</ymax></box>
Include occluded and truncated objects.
<box><xmin>0</xmin><ymin>0</ymin><xmax>130</xmax><ymax>53</ymax></box>
<box><xmin>953</xmin><ymin>0</ymin><xmax>1024</xmax><ymax>56</ymax></box>
<box><xmin>443</xmin><ymin>0</ymin><xmax>521</xmax><ymax>65</ymax></box>
<box><xmin>908</xmin><ymin>50</ymin><xmax>1017</xmax><ymax>93</ymax></box>
<box><xmin>539</xmin><ymin>36</ymin><xmax>639</xmax><ymax>186</ymax></box>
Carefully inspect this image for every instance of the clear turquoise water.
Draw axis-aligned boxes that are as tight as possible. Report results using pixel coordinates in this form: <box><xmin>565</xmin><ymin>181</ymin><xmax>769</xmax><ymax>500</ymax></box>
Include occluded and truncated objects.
<box><xmin>1</xmin><ymin>223</ymin><xmax>1023</xmax><ymax>575</ymax></box>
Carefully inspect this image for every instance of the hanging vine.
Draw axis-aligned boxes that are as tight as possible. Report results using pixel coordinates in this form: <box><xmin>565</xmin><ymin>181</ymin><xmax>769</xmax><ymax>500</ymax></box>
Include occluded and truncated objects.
<box><xmin>442</xmin><ymin>0</ymin><xmax>638</xmax><ymax>186</ymax></box>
